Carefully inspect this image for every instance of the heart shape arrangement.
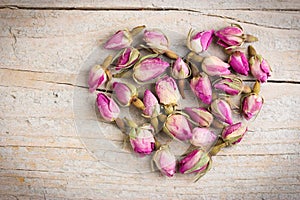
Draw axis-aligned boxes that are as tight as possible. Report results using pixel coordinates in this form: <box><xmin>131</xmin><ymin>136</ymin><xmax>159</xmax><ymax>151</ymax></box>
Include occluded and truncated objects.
<box><xmin>88</xmin><ymin>25</ymin><xmax>271</xmax><ymax>181</ymax></box>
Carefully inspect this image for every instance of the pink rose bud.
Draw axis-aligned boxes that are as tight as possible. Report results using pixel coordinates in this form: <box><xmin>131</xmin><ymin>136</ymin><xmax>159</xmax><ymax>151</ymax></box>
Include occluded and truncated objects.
<box><xmin>215</xmin><ymin>25</ymin><xmax>244</xmax><ymax>48</ymax></box>
<box><xmin>171</xmin><ymin>57</ymin><xmax>191</xmax><ymax>79</ymax></box>
<box><xmin>104</xmin><ymin>29</ymin><xmax>132</xmax><ymax>50</ymax></box>
<box><xmin>242</xmin><ymin>93</ymin><xmax>263</xmax><ymax>120</ymax></box>
<box><xmin>249</xmin><ymin>55</ymin><xmax>271</xmax><ymax>83</ymax></box>
<box><xmin>229</xmin><ymin>51</ymin><xmax>249</xmax><ymax>76</ymax></box>
<box><xmin>143</xmin><ymin>89</ymin><xmax>160</xmax><ymax>117</ymax></box>
<box><xmin>133</xmin><ymin>57</ymin><xmax>169</xmax><ymax>83</ymax></box>
<box><xmin>214</xmin><ymin>75</ymin><xmax>244</xmax><ymax>96</ymax></box>
<box><xmin>163</xmin><ymin>113</ymin><xmax>193</xmax><ymax>141</ymax></box>
<box><xmin>190</xmin><ymin>72</ymin><xmax>212</xmax><ymax>105</ymax></box>
<box><xmin>178</xmin><ymin>149</ymin><xmax>211</xmax><ymax>174</ymax></box>
<box><xmin>222</xmin><ymin>122</ymin><xmax>247</xmax><ymax>144</ymax></box>
<box><xmin>202</xmin><ymin>56</ymin><xmax>231</xmax><ymax>76</ymax></box>
<box><xmin>112</xmin><ymin>82</ymin><xmax>137</xmax><ymax>106</ymax></box>
<box><xmin>143</xmin><ymin>29</ymin><xmax>169</xmax><ymax>53</ymax></box>
<box><xmin>88</xmin><ymin>65</ymin><xmax>108</xmax><ymax>93</ymax></box>
<box><xmin>184</xmin><ymin>107</ymin><xmax>213</xmax><ymax>127</ymax></box>
<box><xmin>155</xmin><ymin>76</ymin><xmax>181</xmax><ymax>105</ymax></box>
<box><xmin>116</xmin><ymin>47</ymin><xmax>140</xmax><ymax>71</ymax></box>
<box><xmin>187</xmin><ymin>29</ymin><xmax>214</xmax><ymax>53</ymax></box>
<box><xmin>190</xmin><ymin>127</ymin><xmax>217</xmax><ymax>149</ymax></box>
<box><xmin>129</xmin><ymin>124</ymin><xmax>155</xmax><ymax>155</ymax></box>
<box><xmin>153</xmin><ymin>145</ymin><xmax>176</xmax><ymax>177</ymax></box>
<box><xmin>96</xmin><ymin>93</ymin><xmax>120</xmax><ymax>121</ymax></box>
<box><xmin>211</xmin><ymin>99</ymin><xmax>233</xmax><ymax>125</ymax></box>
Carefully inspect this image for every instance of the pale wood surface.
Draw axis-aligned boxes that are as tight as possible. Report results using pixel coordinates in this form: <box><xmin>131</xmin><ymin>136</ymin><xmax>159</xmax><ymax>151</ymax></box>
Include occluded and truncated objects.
<box><xmin>0</xmin><ymin>1</ymin><xmax>300</xmax><ymax>199</ymax></box>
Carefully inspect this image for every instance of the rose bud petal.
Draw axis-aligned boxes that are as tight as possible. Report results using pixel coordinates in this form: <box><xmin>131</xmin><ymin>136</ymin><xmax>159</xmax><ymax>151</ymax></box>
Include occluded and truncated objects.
<box><xmin>190</xmin><ymin>72</ymin><xmax>212</xmax><ymax>105</ymax></box>
<box><xmin>202</xmin><ymin>56</ymin><xmax>231</xmax><ymax>76</ymax></box>
<box><xmin>96</xmin><ymin>93</ymin><xmax>120</xmax><ymax>121</ymax></box>
<box><xmin>88</xmin><ymin>65</ymin><xmax>108</xmax><ymax>93</ymax></box>
<box><xmin>187</xmin><ymin>29</ymin><xmax>214</xmax><ymax>53</ymax></box>
<box><xmin>112</xmin><ymin>82</ymin><xmax>137</xmax><ymax>106</ymax></box>
<box><xmin>242</xmin><ymin>93</ymin><xmax>263</xmax><ymax>120</ymax></box>
<box><xmin>171</xmin><ymin>57</ymin><xmax>191</xmax><ymax>79</ymax></box>
<box><xmin>143</xmin><ymin>29</ymin><xmax>169</xmax><ymax>53</ymax></box>
<box><xmin>228</xmin><ymin>51</ymin><xmax>249</xmax><ymax>76</ymax></box>
<box><xmin>211</xmin><ymin>99</ymin><xmax>233</xmax><ymax>125</ymax></box>
<box><xmin>178</xmin><ymin>149</ymin><xmax>211</xmax><ymax>174</ymax></box>
<box><xmin>133</xmin><ymin>57</ymin><xmax>169</xmax><ymax>83</ymax></box>
<box><xmin>143</xmin><ymin>89</ymin><xmax>160</xmax><ymax>117</ymax></box>
<box><xmin>184</xmin><ymin>107</ymin><xmax>213</xmax><ymax>127</ymax></box>
<box><xmin>190</xmin><ymin>127</ymin><xmax>217</xmax><ymax>150</ymax></box>
<box><xmin>215</xmin><ymin>25</ymin><xmax>244</xmax><ymax>48</ymax></box>
<box><xmin>214</xmin><ymin>75</ymin><xmax>244</xmax><ymax>96</ymax></box>
<box><xmin>104</xmin><ymin>29</ymin><xmax>132</xmax><ymax>50</ymax></box>
<box><xmin>155</xmin><ymin>76</ymin><xmax>180</xmax><ymax>105</ymax></box>
<box><xmin>222</xmin><ymin>122</ymin><xmax>248</xmax><ymax>144</ymax></box>
<box><xmin>153</xmin><ymin>145</ymin><xmax>176</xmax><ymax>177</ymax></box>
<box><xmin>163</xmin><ymin>113</ymin><xmax>193</xmax><ymax>141</ymax></box>
<box><xmin>116</xmin><ymin>47</ymin><xmax>140</xmax><ymax>71</ymax></box>
<box><xmin>129</xmin><ymin>124</ymin><xmax>155</xmax><ymax>155</ymax></box>
<box><xmin>249</xmin><ymin>55</ymin><xmax>271</xmax><ymax>83</ymax></box>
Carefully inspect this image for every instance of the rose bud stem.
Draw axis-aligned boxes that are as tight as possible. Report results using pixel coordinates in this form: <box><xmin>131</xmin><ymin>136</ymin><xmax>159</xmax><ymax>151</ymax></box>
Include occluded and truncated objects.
<box><xmin>130</xmin><ymin>25</ymin><xmax>146</xmax><ymax>36</ymax></box>
<box><xmin>165</xmin><ymin>49</ymin><xmax>179</xmax><ymax>59</ymax></box>
<box><xmin>242</xmin><ymin>85</ymin><xmax>252</xmax><ymax>93</ymax></box>
<box><xmin>115</xmin><ymin>117</ymin><xmax>126</xmax><ymax>133</ymax></box>
<box><xmin>244</xmin><ymin>34</ymin><xmax>258</xmax><ymax>43</ymax></box>
<box><xmin>112</xmin><ymin>70</ymin><xmax>133</xmax><ymax>78</ymax></box>
<box><xmin>187</xmin><ymin>52</ymin><xmax>204</xmax><ymax>63</ymax></box>
<box><xmin>253</xmin><ymin>80</ymin><xmax>260</xmax><ymax>95</ymax></box>
<box><xmin>154</xmin><ymin>137</ymin><xmax>161</xmax><ymax>150</ymax></box>
<box><xmin>124</xmin><ymin>117</ymin><xmax>138</xmax><ymax>128</ymax></box>
<box><xmin>178</xmin><ymin>79</ymin><xmax>186</xmax><ymax>99</ymax></box>
<box><xmin>248</xmin><ymin>45</ymin><xmax>257</xmax><ymax>57</ymax></box>
<box><xmin>151</xmin><ymin>117</ymin><xmax>159</xmax><ymax>133</ymax></box>
<box><xmin>190</xmin><ymin>62</ymin><xmax>200</xmax><ymax>77</ymax></box>
<box><xmin>102</xmin><ymin>55</ymin><xmax>113</xmax><ymax>69</ymax></box>
<box><xmin>131</xmin><ymin>96</ymin><xmax>146</xmax><ymax>110</ymax></box>
<box><xmin>209</xmin><ymin>138</ymin><xmax>227</xmax><ymax>156</ymax></box>
<box><xmin>211</xmin><ymin>120</ymin><xmax>225</xmax><ymax>129</ymax></box>
<box><xmin>158</xmin><ymin>114</ymin><xmax>167</xmax><ymax>123</ymax></box>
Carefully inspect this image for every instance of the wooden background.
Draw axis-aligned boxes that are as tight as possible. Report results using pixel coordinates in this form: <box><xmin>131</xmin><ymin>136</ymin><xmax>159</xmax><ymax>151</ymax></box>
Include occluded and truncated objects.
<box><xmin>0</xmin><ymin>1</ymin><xmax>300</xmax><ymax>199</ymax></box>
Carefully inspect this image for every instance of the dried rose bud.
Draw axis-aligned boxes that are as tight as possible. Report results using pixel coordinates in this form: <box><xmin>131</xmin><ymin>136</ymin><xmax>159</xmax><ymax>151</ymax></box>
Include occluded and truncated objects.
<box><xmin>88</xmin><ymin>65</ymin><xmax>108</xmax><ymax>93</ymax></box>
<box><xmin>143</xmin><ymin>29</ymin><xmax>169</xmax><ymax>54</ymax></box>
<box><xmin>152</xmin><ymin>145</ymin><xmax>176</xmax><ymax>177</ymax></box>
<box><xmin>214</xmin><ymin>75</ymin><xmax>244</xmax><ymax>96</ymax></box>
<box><xmin>133</xmin><ymin>57</ymin><xmax>169</xmax><ymax>83</ymax></box>
<box><xmin>187</xmin><ymin>29</ymin><xmax>214</xmax><ymax>53</ymax></box>
<box><xmin>190</xmin><ymin>72</ymin><xmax>212</xmax><ymax>105</ymax></box>
<box><xmin>116</xmin><ymin>47</ymin><xmax>140</xmax><ymax>71</ymax></box>
<box><xmin>143</xmin><ymin>89</ymin><xmax>160</xmax><ymax>117</ymax></box>
<box><xmin>228</xmin><ymin>51</ymin><xmax>249</xmax><ymax>76</ymax></box>
<box><xmin>96</xmin><ymin>93</ymin><xmax>120</xmax><ymax>121</ymax></box>
<box><xmin>222</xmin><ymin>122</ymin><xmax>247</xmax><ymax>144</ymax></box>
<box><xmin>129</xmin><ymin>124</ymin><xmax>155</xmax><ymax>155</ymax></box>
<box><xmin>178</xmin><ymin>149</ymin><xmax>211</xmax><ymax>175</ymax></box>
<box><xmin>242</xmin><ymin>93</ymin><xmax>263</xmax><ymax>120</ymax></box>
<box><xmin>211</xmin><ymin>99</ymin><xmax>233</xmax><ymax>125</ymax></box>
<box><xmin>171</xmin><ymin>57</ymin><xmax>191</xmax><ymax>79</ymax></box>
<box><xmin>215</xmin><ymin>25</ymin><xmax>244</xmax><ymax>48</ymax></box>
<box><xmin>163</xmin><ymin>113</ymin><xmax>193</xmax><ymax>141</ymax></box>
<box><xmin>202</xmin><ymin>56</ymin><xmax>231</xmax><ymax>76</ymax></box>
<box><xmin>104</xmin><ymin>29</ymin><xmax>132</xmax><ymax>50</ymax></box>
<box><xmin>190</xmin><ymin>127</ymin><xmax>217</xmax><ymax>149</ymax></box>
<box><xmin>155</xmin><ymin>76</ymin><xmax>180</xmax><ymax>106</ymax></box>
<box><xmin>112</xmin><ymin>82</ymin><xmax>138</xmax><ymax>106</ymax></box>
<box><xmin>184</xmin><ymin>107</ymin><xmax>213</xmax><ymax>127</ymax></box>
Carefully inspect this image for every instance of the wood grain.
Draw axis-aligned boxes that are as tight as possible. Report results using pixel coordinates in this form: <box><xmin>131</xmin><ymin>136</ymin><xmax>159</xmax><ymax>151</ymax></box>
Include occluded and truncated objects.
<box><xmin>0</xmin><ymin>4</ymin><xmax>299</xmax><ymax>200</ymax></box>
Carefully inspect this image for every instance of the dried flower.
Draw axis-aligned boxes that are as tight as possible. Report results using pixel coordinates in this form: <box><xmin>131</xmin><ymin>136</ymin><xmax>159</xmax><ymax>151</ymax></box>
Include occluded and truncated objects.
<box><xmin>96</xmin><ymin>93</ymin><xmax>120</xmax><ymax>121</ymax></box>
<box><xmin>143</xmin><ymin>29</ymin><xmax>169</xmax><ymax>54</ymax></box>
<box><xmin>187</xmin><ymin>29</ymin><xmax>214</xmax><ymax>53</ymax></box>
<box><xmin>133</xmin><ymin>56</ymin><xmax>169</xmax><ymax>83</ymax></box>
<box><xmin>116</xmin><ymin>47</ymin><xmax>140</xmax><ymax>71</ymax></box>
<box><xmin>163</xmin><ymin>113</ymin><xmax>193</xmax><ymax>141</ymax></box>
<box><xmin>242</xmin><ymin>93</ymin><xmax>263</xmax><ymax>120</ymax></box>
<box><xmin>171</xmin><ymin>57</ymin><xmax>191</xmax><ymax>79</ymax></box>
<box><xmin>215</xmin><ymin>25</ymin><xmax>244</xmax><ymax>48</ymax></box>
<box><xmin>129</xmin><ymin>124</ymin><xmax>155</xmax><ymax>155</ymax></box>
<box><xmin>143</xmin><ymin>89</ymin><xmax>160</xmax><ymax>117</ymax></box>
<box><xmin>190</xmin><ymin>72</ymin><xmax>212</xmax><ymax>104</ymax></box>
<box><xmin>112</xmin><ymin>82</ymin><xmax>138</xmax><ymax>106</ymax></box>
<box><xmin>214</xmin><ymin>75</ymin><xmax>244</xmax><ymax>96</ymax></box>
<box><xmin>104</xmin><ymin>29</ymin><xmax>132</xmax><ymax>50</ymax></box>
<box><xmin>152</xmin><ymin>145</ymin><xmax>176</xmax><ymax>177</ymax></box>
<box><xmin>184</xmin><ymin>107</ymin><xmax>213</xmax><ymax>127</ymax></box>
<box><xmin>222</xmin><ymin>122</ymin><xmax>247</xmax><ymax>144</ymax></box>
<box><xmin>202</xmin><ymin>56</ymin><xmax>231</xmax><ymax>76</ymax></box>
<box><xmin>228</xmin><ymin>51</ymin><xmax>249</xmax><ymax>76</ymax></box>
<box><xmin>211</xmin><ymin>99</ymin><xmax>233</xmax><ymax>125</ymax></box>
<box><xmin>190</xmin><ymin>127</ymin><xmax>217</xmax><ymax>149</ymax></box>
<box><xmin>88</xmin><ymin>65</ymin><xmax>108</xmax><ymax>93</ymax></box>
<box><xmin>155</xmin><ymin>76</ymin><xmax>180</xmax><ymax>106</ymax></box>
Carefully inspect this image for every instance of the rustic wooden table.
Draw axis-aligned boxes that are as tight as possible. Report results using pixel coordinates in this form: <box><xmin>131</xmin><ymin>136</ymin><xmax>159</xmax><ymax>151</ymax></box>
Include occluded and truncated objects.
<box><xmin>0</xmin><ymin>1</ymin><xmax>300</xmax><ymax>199</ymax></box>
